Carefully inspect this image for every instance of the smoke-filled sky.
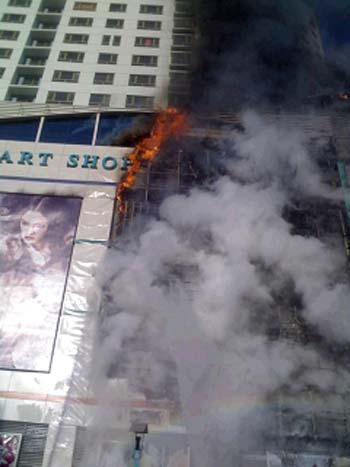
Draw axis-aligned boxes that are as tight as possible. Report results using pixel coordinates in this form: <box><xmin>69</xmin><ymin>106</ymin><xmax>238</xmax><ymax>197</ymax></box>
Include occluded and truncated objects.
<box><xmin>316</xmin><ymin>0</ymin><xmax>350</xmax><ymax>47</ymax></box>
<box><xmin>193</xmin><ymin>0</ymin><xmax>350</xmax><ymax>109</ymax></box>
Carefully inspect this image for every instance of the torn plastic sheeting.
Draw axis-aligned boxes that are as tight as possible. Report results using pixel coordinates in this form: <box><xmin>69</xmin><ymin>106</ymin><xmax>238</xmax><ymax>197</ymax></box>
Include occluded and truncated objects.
<box><xmin>76</xmin><ymin>199</ymin><xmax>114</xmax><ymax>241</ymax></box>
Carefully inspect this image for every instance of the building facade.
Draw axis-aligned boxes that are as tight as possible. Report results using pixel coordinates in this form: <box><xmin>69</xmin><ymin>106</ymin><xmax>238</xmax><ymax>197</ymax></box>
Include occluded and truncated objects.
<box><xmin>0</xmin><ymin>0</ymin><xmax>193</xmax><ymax>108</ymax></box>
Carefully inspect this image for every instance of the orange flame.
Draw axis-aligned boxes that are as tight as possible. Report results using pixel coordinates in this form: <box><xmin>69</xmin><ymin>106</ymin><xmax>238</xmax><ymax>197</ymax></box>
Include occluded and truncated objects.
<box><xmin>117</xmin><ymin>107</ymin><xmax>187</xmax><ymax>213</ymax></box>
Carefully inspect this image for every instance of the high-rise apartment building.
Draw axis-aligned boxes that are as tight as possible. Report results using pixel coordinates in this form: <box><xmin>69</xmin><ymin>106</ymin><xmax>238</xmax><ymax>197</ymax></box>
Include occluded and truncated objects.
<box><xmin>0</xmin><ymin>0</ymin><xmax>193</xmax><ymax>108</ymax></box>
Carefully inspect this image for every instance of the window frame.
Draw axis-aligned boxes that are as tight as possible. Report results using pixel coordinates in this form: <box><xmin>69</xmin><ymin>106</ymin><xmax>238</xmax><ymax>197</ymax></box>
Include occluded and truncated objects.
<box><xmin>134</xmin><ymin>37</ymin><xmax>159</xmax><ymax>48</ymax></box>
<box><xmin>93</xmin><ymin>72</ymin><xmax>114</xmax><ymax>85</ymax></box>
<box><xmin>137</xmin><ymin>20</ymin><xmax>161</xmax><ymax>30</ymax></box>
<box><xmin>68</xmin><ymin>17</ymin><xmax>93</xmax><ymax>27</ymax></box>
<box><xmin>109</xmin><ymin>3</ymin><xmax>127</xmax><ymax>12</ymax></box>
<box><xmin>0</xmin><ymin>30</ymin><xmax>20</xmax><ymax>40</ymax></box>
<box><xmin>52</xmin><ymin>70</ymin><xmax>80</xmax><ymax>83</ymax></box>
<box><xmin>105</xmin><ymin>18</ymin><xmax>124</xmax><ymax>29</ymax></box>
<box><xmin>89</xmin><ymin>93</ymin><xmax>111</xmax><ymax>106</ymax></box>
<box><xmin>58</xmin><ymin>50</ymin><xmax>85</xmax><ymax>63</ymax></box>
<box><xmin>97</xmin><ymin>52</ymin><xmax>118</xmax><ymax>64</ymax></box>
<box><xmin>8</xmin><ymin>0</ymin><xmax>31</xmax><ymax>6</ymax></box>
<box><xmin>129</xmin><ymin>74</ymin><xmax>156</xmax><ymax>87</ymax></box>
<box><xmin>112</xmin><ymin>35</ymin><xmax>121</xmax><ymax>46</ymax></box>
<box><xmin>63</xmin><ymin>33</ymin><xmax>89</xmax><ymax>44</ymax></box>
<box><xmin>172</xmin><ymin>34</ymin><xmax>193</xmax><ymax>47</ymax></box>
<box><xmin>131</xmin><ymin>54</ymin><xmax>158</xmax><ymax>67</ymax></box>
<box><xmin>101</xmin><ymin>35</ymin><xmax>110</xmax><ymax>45</ymax></box>
<box><xmin>125</xmin><ymin>94</ymin><xmax>154</xmax><ymax>109</ymax></box>
<box><xmin>73</xmin><ymin>1</ymin><xmax>97</xmax><ymax>11</ymax></box>
<box><xmin>171</xmin><ymin>51</ymin><xmax>191</xmax><ymax>66</ymax></box>
<box><xmin>0</xmin><ymin>48</ymin><xmax>13</xmax><ymax>58</ymax></box>
<box><xmin>2</xmin><ymin>14</ymin><xmax>26</xmax><ymax>24</ymax></box>
<box><xmin>46</xmin><ymin>91</ymin><xmax>75</xmax><ymax>104</ymax></box>
<box><xmin>101</xmin><ymin>35</ymin><xmax>121</xmax><ymax>46</ymax></box>
<box><xmin>139</xmin><ymin>5</ymin><xmax>163</xmax><ymax>14</ymax></box>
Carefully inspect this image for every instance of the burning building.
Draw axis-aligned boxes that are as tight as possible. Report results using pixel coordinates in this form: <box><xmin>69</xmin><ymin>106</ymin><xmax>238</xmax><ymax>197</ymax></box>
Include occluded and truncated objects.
<box><xmin>0</xmin><ymin>0</ymin><xmax>350</xmax><ymax>466</ymax></box>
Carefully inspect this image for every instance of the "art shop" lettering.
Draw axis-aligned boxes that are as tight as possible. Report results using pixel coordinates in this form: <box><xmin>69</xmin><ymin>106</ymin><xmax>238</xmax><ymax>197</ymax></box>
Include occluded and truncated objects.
<box><xmin>0</xmin><ymin>150</ymin><xmax>129</xmax><ymax>171</ymax></box>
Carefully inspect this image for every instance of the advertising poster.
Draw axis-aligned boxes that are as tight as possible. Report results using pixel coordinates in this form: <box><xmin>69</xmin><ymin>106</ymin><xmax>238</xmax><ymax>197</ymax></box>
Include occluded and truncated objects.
<box><xmin>0</xmin><ymin>193</ymin><xmax>81</xmax><ymax>372</ymax></box>
<box><xmin>0</xmin><ymin>433</ymin><xmax>22</xmax><ymax>467</ymax></box>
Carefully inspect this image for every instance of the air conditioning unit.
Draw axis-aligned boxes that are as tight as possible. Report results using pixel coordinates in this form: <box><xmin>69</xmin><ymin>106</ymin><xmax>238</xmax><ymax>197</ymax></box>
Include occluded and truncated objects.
<box><xmin>17</xmin><ymin>77</ymin><xmax>24</xmax><ymax>85</ymax></box>
<box><xmin>32</xmin><ymin>40</ymin><xmax>37</xmax><ymax>46</ymax></box>
<box><xmin>25</xmin><ymin>58</ymin><xmax>31</xmax><ymax>64</ymax></box>
<box><xmin>44</xmin><ymin>8</ymin><xmax>49</xmax><ymax>13</ymax></box>
<box><xmin>11</xmin><ymin>97</ymin><xmax>17</xmax><ymax>102</ymax></box>
<box><xmin>38</xmin><ymin>23</ymin><xmax>43</xmax><ymax>29</ymax></box>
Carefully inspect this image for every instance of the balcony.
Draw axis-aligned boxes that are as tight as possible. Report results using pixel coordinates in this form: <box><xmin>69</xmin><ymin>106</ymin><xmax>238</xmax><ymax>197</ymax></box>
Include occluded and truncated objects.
<box><xmin>6</xmin><ymin>86</ymin><xmax>38</xmax><ymax>102</ymax></box>
<box><xmin>12</xmin><ymin>76</ymin><xmax>41</xmax><ymax>86</ymax></box>
<box><xmin>27</xmin><ymin>29</ymin><xmax>56</xmax><ymax>41</ymax></box>
<box><xmin>32</xmin><ymin>22</ymin><xmax>58</xmax><ymax>30</ymax></box>
<box><xmin>26</xmin><ymin>38</ymin><xmax>53</xmax><ymax>48</ymax></box>
<box><xmin>38</xmin><ymin>8</ymin><xmax>63</xmax><ymax>14</ymax></box>
<box><xmin>40</xmin><ymin>0</ymin><xmax>66</xmax><ymax>12</ymax></box>
<box><xmin>19</xmin><ymin>58</ymin><xmax>47</xmax><ymax>67</ymax></box>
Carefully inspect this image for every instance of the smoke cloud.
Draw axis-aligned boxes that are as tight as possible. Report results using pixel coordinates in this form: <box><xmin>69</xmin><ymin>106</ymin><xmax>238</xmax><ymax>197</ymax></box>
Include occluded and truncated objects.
<box><xmin>89</xmin><ymin>112</ymin><xmax>350</xmax><ymax>466</ymax></box>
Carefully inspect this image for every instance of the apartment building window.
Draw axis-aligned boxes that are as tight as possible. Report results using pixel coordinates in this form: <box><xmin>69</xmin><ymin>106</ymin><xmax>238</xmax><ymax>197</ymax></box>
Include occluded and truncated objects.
<box><xmin>0</xmin><ymin>30</ymin><xmax>20</xmax><ymax>40</ymax></box>
<box><xmin>2</xmin><ymin>14</ymin><xmax>26</xmax><ymax>23</ymax></box>
<box><xmin>8</xmin><ymin>0</ymin><xmax>31</xmax><ymax>6</ymax></box>
<box><xmin>137</xmin><ymin>20</ymin><xmax>161</xmax><ymax>30</ymax></box>
<box><xmin>101</xmin><ymin>35</ymin><xmax>110</xmax><ymax>45</ymax></box>
<box><xmin>109</xmin><ymin>3</ymin><xmax>127</xmax><ymax>12</ymax></box>
<box><xmin>47</xmin><ymin>91</ymin><xmax>75</xmax><ymax>104</ymax></box>
<box><xmin>69</xmin><ymin>17</ymin><xmax>93</xmax><ymax>27</ymax></box>
<box><xmin>171</xmin><ymin>52</ymin><xmax>191</xmax><ymax>65</ymax></box>
<box><xmin>173</xmin><ymin>34</ymin><xmax>193</xmax><ymax>46</ymax></box>
<box><xmin>73</xmin><ymin>2</ymin><xmax>96</xmax><ymax>11</ymax></box>
<box><xmin>169</xmin><ymin>71</ymin><xmax>189</xmax><ymax>88</ymax></box>
<box><xmin>174</xmin><ymin>18</ymin><xmax>194</xmax><ymax>30</ymax></box>
<box><xmin>0</xmin><ymin>48</ymin><xmax>12</xmax><ymax>58</ymax></box>
<box><xmin>0</xmin><ymin>68</ymin><xmax>5</xmax><ymax>78</ymax></box>
<box><xmin>112</xmin><ymin>35</ymin><xmax>121</xmax><ymax>46</ymax></box>
<box><xmin>129</xmin><ymin>74</ymin><xmax>156</xmax><ymax>87</ymax></box>
<box><xmin>64</xmin><ymin>33</ymin><xmax>89</xmax><ymax>44</ymax></box>
<box><xmin>175</xmin><ymin>1</ymin><xmax>193</xmax><ymax>14</ymax></box>
<box><xmin>21</xmin><ymin>56</ymin><xmax>46</xmax><ymax>65</ymax></box>
<box><xmin>98</xmin><ymin>53</ymin><xmax>117</xmax><ymax>64</ymax></box>
<box><xmin>135</xmin><ymin>37</ymin><xmax>159</xmax><ymax>48</ymax></box>
<box><xmin>105</xmin><ymin>19</ymin><xmax>124</xmax><ymax>29</ymax></box>
<box><xmin>58</xmin><ymin>51</ymin><xmax>84</xmax><ymax>62</ymax></box>
<box><xmin>94</xmin><ymin>72</ymin><xmax>114</xmax><ymax>84</ymax></box>
<box><xmin>132</xmin><ymin>55</ymin><xmax>158</xmax><ymax>67</ymax></box>
<box><xmin>89</xmin><ymin>93</ymin><xmax>110</xmax><ymax>106</ymax></box>
<box><xmin>140</xmin><ymin>5</ymin><xmax>163</xmax><ymax>14</ymax></box>
<box><xmin>52</xmin><ymin>70</ymin><xmax>80</xmax><ymax>82</ymax></box>
<box><xmin>101</xmin><ymin>34</ymin><xmax>121</xmax><ymax>47</ymax></box>
<box><xmin>126</xmin><ymin>95</ymin><xmax>154</xmax><ymax>109</ymax></box>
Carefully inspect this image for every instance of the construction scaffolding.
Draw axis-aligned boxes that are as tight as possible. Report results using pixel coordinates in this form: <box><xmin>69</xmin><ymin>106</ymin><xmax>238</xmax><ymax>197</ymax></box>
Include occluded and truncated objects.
<box><xmin>110</xmin><ymin>114</ymin><xmax>350</xmax><ymax>466</ymax></box>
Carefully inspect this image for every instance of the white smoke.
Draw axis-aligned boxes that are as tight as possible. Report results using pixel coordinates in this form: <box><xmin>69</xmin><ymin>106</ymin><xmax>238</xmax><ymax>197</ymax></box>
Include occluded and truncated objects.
<box><xmin>92</xmin><ymin>112</ymin><xmax>350</xmax><ymax>466</ymax></box>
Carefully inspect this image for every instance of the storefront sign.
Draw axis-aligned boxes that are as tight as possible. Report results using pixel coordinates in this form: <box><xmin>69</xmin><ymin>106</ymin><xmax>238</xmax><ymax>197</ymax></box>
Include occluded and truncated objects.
<box><xmin>0</xmin><ymin>150</ymin><xmax>129</xmax><ymax>171</ymax></box>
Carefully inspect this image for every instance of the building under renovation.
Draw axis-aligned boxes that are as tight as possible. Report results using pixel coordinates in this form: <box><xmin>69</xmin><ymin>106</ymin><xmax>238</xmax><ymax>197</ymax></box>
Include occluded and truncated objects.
<box><xmin>1</xmin><ymin>0</ymin><xmax>350</xmax><ymax>465</ymax></box>
<box><xmin>105</xmin><ymin>108</ymin><xmax>350</xmax><ymax>467</ymax></box>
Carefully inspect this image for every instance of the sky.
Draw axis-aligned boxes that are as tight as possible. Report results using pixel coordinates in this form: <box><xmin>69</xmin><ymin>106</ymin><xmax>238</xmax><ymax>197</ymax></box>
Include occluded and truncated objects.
<box><xmin>316</xmin><ymin>0</ymin><xmax>350</xmax><ymax>47</ymax></box>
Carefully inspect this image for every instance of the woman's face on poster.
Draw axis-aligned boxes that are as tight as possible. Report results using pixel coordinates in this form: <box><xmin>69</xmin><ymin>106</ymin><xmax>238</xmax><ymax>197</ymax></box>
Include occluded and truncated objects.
<box><xmin>20</xmin><ymin>210</ymin><xmax>49</xmax><ymax>247</ymax></box>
